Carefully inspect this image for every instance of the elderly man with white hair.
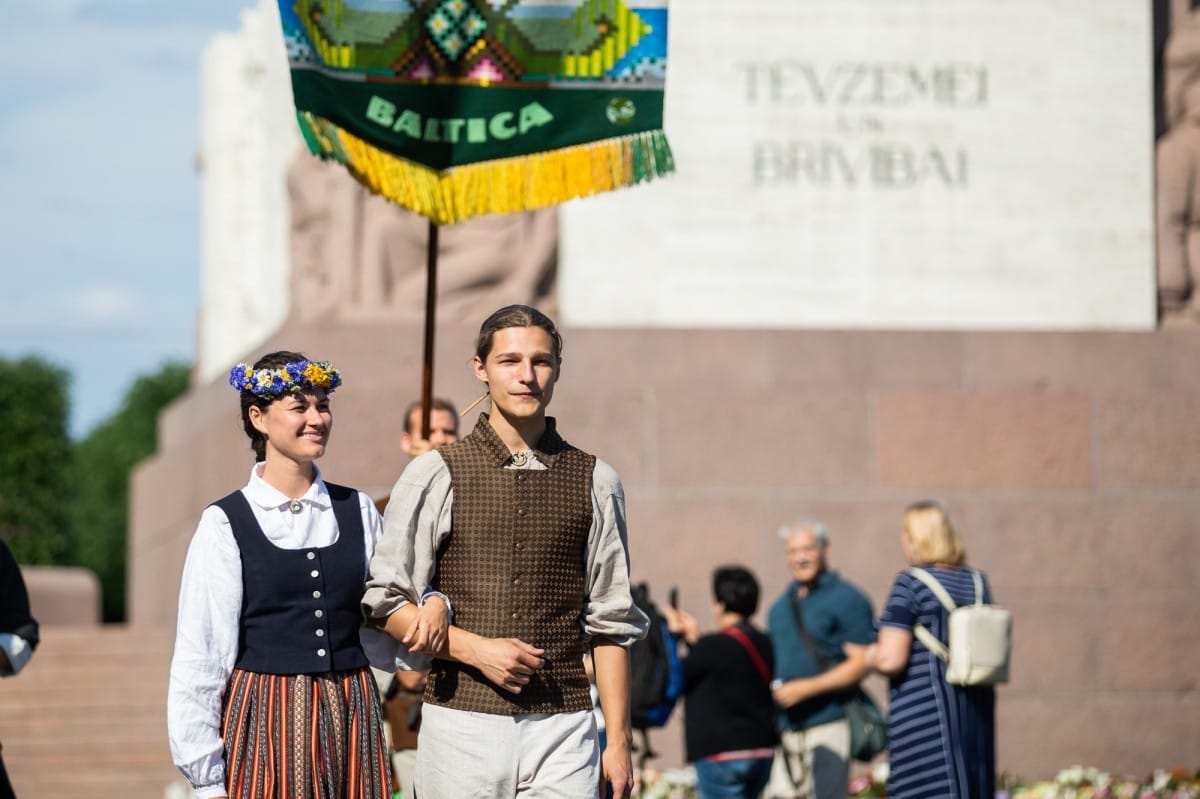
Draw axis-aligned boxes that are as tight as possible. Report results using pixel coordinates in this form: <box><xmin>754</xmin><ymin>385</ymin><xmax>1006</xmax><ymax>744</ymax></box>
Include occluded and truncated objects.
<box><xmin>764</xmin><ymin>520</ymin><xmax>875</xmax><ymax>799</ymax></box>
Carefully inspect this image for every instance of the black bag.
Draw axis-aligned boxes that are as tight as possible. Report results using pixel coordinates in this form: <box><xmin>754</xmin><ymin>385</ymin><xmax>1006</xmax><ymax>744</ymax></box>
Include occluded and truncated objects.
<box><xmin>844</xmin><ymin>690</ymin><xmax>887</xmax><ymax>762</ymax></box>
<box><xmin>628</xmin><ymin>583</ymin><xmax>685</xmax><ymax>731</ymax></box>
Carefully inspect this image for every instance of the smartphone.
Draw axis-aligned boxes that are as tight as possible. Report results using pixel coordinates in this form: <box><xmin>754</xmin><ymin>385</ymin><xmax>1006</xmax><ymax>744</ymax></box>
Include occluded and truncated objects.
<box><xmin>667</xmin><ymin>585</ymin><xmax>679</xmax><ymax>609</ymax></box>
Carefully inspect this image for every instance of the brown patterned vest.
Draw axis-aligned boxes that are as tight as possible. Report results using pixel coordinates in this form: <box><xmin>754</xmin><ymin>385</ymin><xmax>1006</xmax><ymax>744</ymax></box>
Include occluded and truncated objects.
<box><xmin>429</xmin><ymin>414</ymin><xmax>596</xmax><ymax>715</ymax></box>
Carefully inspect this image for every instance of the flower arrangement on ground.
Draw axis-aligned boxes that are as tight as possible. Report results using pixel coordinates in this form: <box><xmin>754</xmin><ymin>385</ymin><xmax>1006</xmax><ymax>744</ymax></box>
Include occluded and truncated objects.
<box><xmin>847</xmin><ymin>764</ymin><xmax>1200</xmax><ymax>799</ymax></box>
<box><xmin>639</xmin><ymin>762</ymin><xmax>1200</xmax><ymax>799</ymax></box>
<box><xmin>1005</xmin><ymin>766</ymin><xmax>1200</xmax><ymax>799</ymax></box>
<box><xmin>636</xmin><ymin>767</ymin><xmax>698</xmax><ymax>799</ymax></box>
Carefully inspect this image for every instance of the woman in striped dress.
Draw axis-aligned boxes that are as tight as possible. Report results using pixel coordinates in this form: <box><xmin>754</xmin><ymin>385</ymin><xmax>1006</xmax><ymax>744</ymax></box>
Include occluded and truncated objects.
<box><xmin>167</xmin><ymin>351</ymin><xmax>448</xmax><ymax>799</ymax></box>
<box><xmin>866</xmin><ymin>501</ymin><xmax>996</xmax><ymax>799</ymax></box>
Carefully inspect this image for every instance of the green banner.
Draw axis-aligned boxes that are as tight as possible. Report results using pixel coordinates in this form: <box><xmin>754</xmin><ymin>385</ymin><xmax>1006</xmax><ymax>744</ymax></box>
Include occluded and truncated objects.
<box><xmin>291</xmin><ymin>71</ymin><xmax>663</xmax><ymax>170</ymax></box>
<box><xmin>277</xmin><ymin>0</ymin><xmax>673</xmax><ymax>222</ymax></box>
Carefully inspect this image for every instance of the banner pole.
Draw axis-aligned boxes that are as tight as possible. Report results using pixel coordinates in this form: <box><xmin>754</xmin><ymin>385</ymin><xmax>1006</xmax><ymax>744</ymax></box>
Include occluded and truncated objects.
<box><xmin>421</xmin><ymin>219</ymin><xmax>439</xmax><ymax>439</ymax></box>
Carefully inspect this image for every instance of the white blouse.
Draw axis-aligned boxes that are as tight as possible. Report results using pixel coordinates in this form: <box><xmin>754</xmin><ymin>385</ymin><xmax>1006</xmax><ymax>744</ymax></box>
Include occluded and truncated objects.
<box><xmin>166</xmin><ymin>464</ymin><xmax>397</xmax><ymax>799</ymax></box>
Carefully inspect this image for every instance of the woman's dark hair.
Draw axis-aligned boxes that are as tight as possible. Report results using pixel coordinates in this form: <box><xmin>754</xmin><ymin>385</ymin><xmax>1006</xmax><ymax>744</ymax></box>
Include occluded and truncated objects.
<box><xmin>712</xmin><ymin>565</ymin><xmax>760</xmax><ymax>618</ymax></box>
<box><xmin>239</xmin><ymin>350</ymin><xmax>309</xmax><ymax>462</ymax></box>
<box><xmin>474</xmin><ymin>304</ymin><xmax>563</xmax><ymax>364</ymax></box>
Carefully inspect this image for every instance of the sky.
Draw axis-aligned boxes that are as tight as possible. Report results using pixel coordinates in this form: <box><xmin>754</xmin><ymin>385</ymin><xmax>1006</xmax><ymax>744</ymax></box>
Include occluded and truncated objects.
<box><xmin>0</xmin><ymin>0</ymin><xmax>259</xmax><ymax>438</ymax></box>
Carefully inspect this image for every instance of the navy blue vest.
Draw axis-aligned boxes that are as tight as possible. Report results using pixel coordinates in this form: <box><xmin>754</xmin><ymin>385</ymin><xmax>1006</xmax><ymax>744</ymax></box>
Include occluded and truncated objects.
<box><xmin>216</xmin><ymin>482</ymin><xmax>369</xmax><ymax>675</ymax></box>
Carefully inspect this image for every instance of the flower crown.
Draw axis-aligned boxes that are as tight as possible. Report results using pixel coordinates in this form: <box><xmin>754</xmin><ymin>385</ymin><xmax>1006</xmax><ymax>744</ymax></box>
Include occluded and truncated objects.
<box><xmin>228</xmin><ymin>359</ymin><xmax>343</xmax><ymax>397</ymax></box>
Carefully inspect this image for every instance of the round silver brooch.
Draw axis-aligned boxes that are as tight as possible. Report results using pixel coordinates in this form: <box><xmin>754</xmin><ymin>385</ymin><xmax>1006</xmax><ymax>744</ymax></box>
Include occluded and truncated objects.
<box><xmin>510</xmin><ymin>451</ymin><xmax>529</xmax><ymax>467</ymax></box>
<box><xmin>288</xmin><ymin>500</ymin><xmax>304</xmax><ymax>514</ymax></box>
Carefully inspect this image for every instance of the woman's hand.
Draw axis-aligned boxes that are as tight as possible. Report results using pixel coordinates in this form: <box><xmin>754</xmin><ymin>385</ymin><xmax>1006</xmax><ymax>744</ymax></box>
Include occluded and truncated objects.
<box><xmin>403</xmin><ymin>595</ymin><xmax>449</xmax><ymax>654</ymax></box>
<box><xmin>659</xmin><ymin>605</ymin><xmax>700</xmax><ymax>645</ymax></box>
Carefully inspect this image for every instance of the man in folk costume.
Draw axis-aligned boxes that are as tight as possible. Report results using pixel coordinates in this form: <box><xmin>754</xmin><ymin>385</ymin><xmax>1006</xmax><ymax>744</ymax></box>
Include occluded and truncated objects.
<box><xmin>364</xmin><ymin>305</ymin><xmax>649</xmax><ymax>799</ymax></box>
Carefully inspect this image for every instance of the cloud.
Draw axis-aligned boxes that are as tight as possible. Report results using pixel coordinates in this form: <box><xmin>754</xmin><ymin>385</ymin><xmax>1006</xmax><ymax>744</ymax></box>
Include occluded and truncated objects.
<box><xmin>0</xmin><ymin>0</ymin><xmax>257</xmax><ymax>435</ymax></box>
<box><xmin>1</xmin><ymin>2</ymin><xmax>237</xmax><ymax>331</ymax></box>
<box><xmin>68</xmin><ymin>287</ymin><xmax>139</xmax><ymax>322</ymax></box>
<box><xmin>0</xmin><ymin>285</ymin><xmax>193</xmax><ymax>329</ymax></box>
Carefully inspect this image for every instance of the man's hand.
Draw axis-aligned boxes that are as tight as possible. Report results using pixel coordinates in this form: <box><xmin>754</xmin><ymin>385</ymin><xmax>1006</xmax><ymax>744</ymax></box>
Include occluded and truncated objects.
<box><xmin>600</xmin><ymin>736</ymin><xmax>634</xmax><ymax>799</ymax></box>
<box><xmin>773</xmin><ymin>677</ymin><xmax>818</xmax><ymax>709</ymax></box>
<box><xmin>467</xmin><ymin>637</ymin><xmax>545</xmax><ymax>694</ymax></box>
<box><xmin>774</xmin><ymin>643</ymin><xmax>871</xmax><ymax>708</ymax></box>
<box><xmin>591</xmin><ymin>640</ymin><xmax>634</xmax><ymax>798</ymax></box>
<box><xmin>403</xmin><ymin>595</ymin><xmax>449</xmax><ymax>654</ymax></box>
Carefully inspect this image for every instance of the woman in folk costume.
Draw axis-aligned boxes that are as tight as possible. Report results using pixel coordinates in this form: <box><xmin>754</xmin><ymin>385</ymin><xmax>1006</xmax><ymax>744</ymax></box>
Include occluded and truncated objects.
<box><xmin>167</xmin><ymin>350</ymin><xmax>448</xmax><ymax>799</ymax></box>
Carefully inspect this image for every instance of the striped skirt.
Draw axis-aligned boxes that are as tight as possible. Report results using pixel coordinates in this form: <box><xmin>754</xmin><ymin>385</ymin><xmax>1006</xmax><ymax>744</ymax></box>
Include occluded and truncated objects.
<box><xmin>221</xmin><ymin>667</ymin><xmax>391</xmax><ymax>799</ymax></box>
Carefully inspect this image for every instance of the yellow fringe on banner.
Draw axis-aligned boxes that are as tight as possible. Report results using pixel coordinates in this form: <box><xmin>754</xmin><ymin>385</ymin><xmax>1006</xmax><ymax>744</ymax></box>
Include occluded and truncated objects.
<box><xmin>298</xmin><ymin>113</ymin><xmax>675</xmax><ymax>225</ymax></box>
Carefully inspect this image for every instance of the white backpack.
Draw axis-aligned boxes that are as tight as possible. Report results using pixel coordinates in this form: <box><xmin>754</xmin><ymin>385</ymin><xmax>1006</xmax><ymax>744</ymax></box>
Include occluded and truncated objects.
<box><xmin>908</xmin><ymin>568</ymin><xmax>1012</xmax><ymax>686</ymax></box>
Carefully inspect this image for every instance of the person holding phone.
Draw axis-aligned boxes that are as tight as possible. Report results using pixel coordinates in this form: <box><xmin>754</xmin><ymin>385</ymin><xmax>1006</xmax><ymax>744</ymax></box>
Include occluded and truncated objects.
<box><xmin>661</xmin><ymin>566</ymin><xmax>778</xmax><ymax>799</ymax></box>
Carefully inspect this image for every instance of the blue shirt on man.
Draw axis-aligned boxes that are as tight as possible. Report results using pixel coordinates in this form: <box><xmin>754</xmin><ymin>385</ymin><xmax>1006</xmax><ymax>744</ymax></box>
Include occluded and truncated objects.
<box><xmin>766</xmin><ymin>570</ymin><xmax>875</xmax><ymax>730</ymax></box>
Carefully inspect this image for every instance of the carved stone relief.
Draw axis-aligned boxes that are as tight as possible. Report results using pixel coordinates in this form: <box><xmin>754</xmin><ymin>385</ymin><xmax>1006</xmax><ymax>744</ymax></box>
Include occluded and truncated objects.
<box><xmin>286</xmin><ymin>154</ymin><xmax>558</xmax><ymax>323</ymax></box>
<box><xmin>1158</xmin><ymin>9</ymin><xmax>1200</xmax><ymax>323</ymax></box>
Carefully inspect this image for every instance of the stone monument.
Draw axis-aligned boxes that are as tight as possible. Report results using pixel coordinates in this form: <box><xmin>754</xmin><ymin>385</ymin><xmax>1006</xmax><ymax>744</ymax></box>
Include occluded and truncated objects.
<box><xmin>125</xmin><ymin>5</ymin><xmax>1200</xmax><ymax>792</ymax></box>
<box><xmin>560</xmin><ymin>0</ymin><xmax>1156</xmax><ymax>330</ymax></box>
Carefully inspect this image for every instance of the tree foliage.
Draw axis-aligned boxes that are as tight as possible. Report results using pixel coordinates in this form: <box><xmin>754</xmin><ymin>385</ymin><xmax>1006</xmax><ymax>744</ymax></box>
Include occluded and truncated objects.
<box><xmin>0</xmin><ymin>356</ymin><xmax>190</xmax><ymax>621</ymax></box>
<box><xmin>0</xmin><ymin>357</ymin><xmax>74</xmax><ymax>564</ymax></box>
<box><xmin>71</xmin><ymin>361</ymin><xmax>190</xmax><ymax>621</ymax></box>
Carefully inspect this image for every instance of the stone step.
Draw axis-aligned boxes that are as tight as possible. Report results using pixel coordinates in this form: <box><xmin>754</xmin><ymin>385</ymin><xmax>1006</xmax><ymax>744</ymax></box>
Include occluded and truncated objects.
<box><xmin>0</xmin><ymin>625</ymin><xmax>177</xmax><ymax>799</ymax></box>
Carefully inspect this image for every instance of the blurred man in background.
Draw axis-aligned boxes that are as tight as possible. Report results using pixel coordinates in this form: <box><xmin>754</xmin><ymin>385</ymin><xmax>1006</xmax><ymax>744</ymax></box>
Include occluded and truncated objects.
<box><xmin>765</xmin><ymin>520</ymin><xmax>874</xmax><ymax>799</ymax></box>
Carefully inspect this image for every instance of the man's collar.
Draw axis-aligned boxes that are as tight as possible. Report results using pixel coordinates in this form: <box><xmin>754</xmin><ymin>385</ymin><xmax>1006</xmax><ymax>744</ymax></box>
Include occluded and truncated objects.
<box><xmin>796</xmin><ymin>569</ymin><xmax>836</xmax><ymax>595</ymax></box>
<box><xmin>471</xmin><ymin>412</ymin><xmax>567</xmax><ymax>467</ymax></box>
